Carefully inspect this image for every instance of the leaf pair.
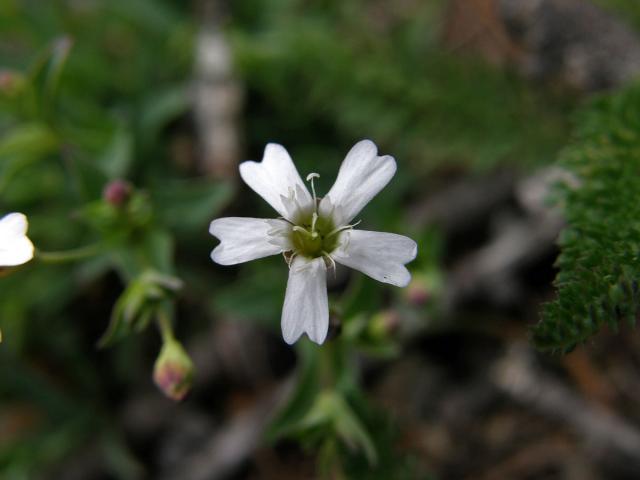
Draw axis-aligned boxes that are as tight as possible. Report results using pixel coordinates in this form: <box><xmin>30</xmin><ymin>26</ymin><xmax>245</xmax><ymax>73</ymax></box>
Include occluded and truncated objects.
<box><xmin>99</xmin><ymin>270</ymin><xmax>182</xmax><ymax>347</ymax></box>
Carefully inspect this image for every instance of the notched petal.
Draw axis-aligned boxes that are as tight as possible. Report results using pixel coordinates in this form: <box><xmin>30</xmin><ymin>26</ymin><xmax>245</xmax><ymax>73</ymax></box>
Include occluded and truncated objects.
<box><xmin>0</xmin><ymin>213</ymin><xmax>34</xmax><ymax>267</ymax></box>
<box><xmin>332</xmin><ymin>230</ymin><xmax>417</xmax><ymax>287</ymax></box>
<box><xmin>0</xmin><ymin>212</ymin><xmax>29</xmax><ymax>237</ymax></box>
<box><xmin>239</xmin><ymin>144</ymin><xmax>312</xmax><ymax>221</ymax></box>
<box><xmin>281</xmin><ymin>256</ymin><xmax>329</xmax><ymax>345</ymax></box>
<box><xmin>209</xmin><ymin>217</ymin><xmax>289</xmax><ymax>265</ymax></box>
<box><xmin>320</xmin><ymin>140</ymin><xmax>397</xmax><ymax>226</ymax></box>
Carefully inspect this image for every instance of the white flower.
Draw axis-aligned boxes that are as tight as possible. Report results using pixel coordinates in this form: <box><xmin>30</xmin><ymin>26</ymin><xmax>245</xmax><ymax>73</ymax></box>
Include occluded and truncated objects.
<box><xmin>0</xmin><ymin>212</ymin><xmax>34</xmax><ymax>267</ymax></box>
<box><xmin>209</xmin><ymin>140</ymin><xmax>417</xmax><ymax>345</ymax></box>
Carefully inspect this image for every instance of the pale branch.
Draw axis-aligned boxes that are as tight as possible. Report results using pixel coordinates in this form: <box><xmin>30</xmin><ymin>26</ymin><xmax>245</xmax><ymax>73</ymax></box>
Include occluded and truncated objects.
<box><xmin>158</xmin><ymin>377</ymin><xmax>295</xmax><ymax>480</ymax></box>
<box><xmin>492</xmin><ymin>343</ymin><xmax>640</xmax><ymax>474</ymax></box>
<box><xmin>193</xmin><ymin>0</ymin><xmax>243</xmax><ymax>179</ymax></box>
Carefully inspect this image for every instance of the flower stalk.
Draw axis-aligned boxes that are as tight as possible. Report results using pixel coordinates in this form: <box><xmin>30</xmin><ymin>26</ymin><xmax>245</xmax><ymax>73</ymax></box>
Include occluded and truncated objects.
<box><xmin>36</xmin><ymin>243</ymin><xmax>101</xmax><ymax>264</ymax></box>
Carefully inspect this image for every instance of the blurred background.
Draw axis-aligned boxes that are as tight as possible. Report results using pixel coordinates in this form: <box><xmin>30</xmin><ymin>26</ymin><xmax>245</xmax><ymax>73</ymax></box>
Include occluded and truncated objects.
<box><xmin>2</xmin><ymin>0</ymin><xmax>640</xmax><ymax>478</ymax></box>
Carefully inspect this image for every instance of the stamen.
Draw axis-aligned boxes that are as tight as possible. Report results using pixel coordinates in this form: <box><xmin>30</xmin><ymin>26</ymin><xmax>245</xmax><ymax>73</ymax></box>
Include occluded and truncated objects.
<box><xmin>326</xmin><ymin>220</ymin><xmax>361</xmax><ymax>238</ymax></box>
<box><xmin>292</xmin><ymin>225</ymin><xmax>318</xmax><ymax>239</ymax></box>
<box><xmin>284</xmin><ymin>251</ymin><xmax>298</xmax><ymax>268</ymax></box>
<box><xmin>322</xmin><ymin>251</ymin><xmax>336</xmax><ymax>272</ymax></box>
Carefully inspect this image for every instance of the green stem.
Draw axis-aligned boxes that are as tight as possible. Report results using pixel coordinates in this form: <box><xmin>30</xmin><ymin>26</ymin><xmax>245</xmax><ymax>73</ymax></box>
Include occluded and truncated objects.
<box><xmin>36</xmin><ymin>243</ymin><xmax>101</xmax><ymax>263</ymax></box>
<box><xmin>156</xmin><ymin>309</ymin><xmax>175</xmax><ymax>343</ymax></box>
<box><xmin>319</xmin><ymin>341</ymin><xmax>336</xmax><ymax>389</ymax></box>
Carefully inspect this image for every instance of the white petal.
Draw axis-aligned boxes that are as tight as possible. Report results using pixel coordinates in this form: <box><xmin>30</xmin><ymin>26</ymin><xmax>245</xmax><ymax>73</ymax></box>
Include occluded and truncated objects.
<box><xmin>0</xmin><ymin>213</ymin><xmax>34</xmax><ymax>267</ymax></box>
<box><xmin>0</xmin><ymin>236</ymin><xmax>34</xmax><ymax>266</ymax></box>
<box><xmin>209</xmin><ymin>217</ymin><xmax>291</xmax><ymax>265</ymax></box>
<box><xmin>239</xmin><ymin>143</ymin><xmax>313</xmax><ymax>221</ymax></box>
<box><xmin>319</xmin><ymin>140</ymin><xmax>396</xmax><ymax>226</ymax></box>
<box><xmin>0</xmin><ymin>212</ymin><xmax>28</xmax><ymax>237</ymax></box>
<box><xmin>332</xmin><ymin>230</ymin><xmax>417</xmax><ymax>287</ymax></box>
<box><xmin>281</xmin><ymin>256</ymin><xmax>328</xmax><ymax>345</ymax></box>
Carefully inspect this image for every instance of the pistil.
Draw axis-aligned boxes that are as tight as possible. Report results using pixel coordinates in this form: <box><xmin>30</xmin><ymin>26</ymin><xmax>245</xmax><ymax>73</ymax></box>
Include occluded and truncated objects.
<box><xmin>306</xmin><ymin>173</ymin><xmax>320</xmax><ymax>207</ymax></box>
<box><xmin>310</xmin><ymin>212</ymin><xmax>319</xmax><ymax>237</ymax></box>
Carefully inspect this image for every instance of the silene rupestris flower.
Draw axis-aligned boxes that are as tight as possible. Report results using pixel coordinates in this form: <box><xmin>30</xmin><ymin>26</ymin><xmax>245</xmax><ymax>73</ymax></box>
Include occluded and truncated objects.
<box><xmin>209</xmin><ymin>140</ymin><xmax>417</xmax><ymax>345</ymax></box>
<box><xmin>0</xmin><ymin>212</ymin><xmax>34</xmax><ymax>269</ymax></box>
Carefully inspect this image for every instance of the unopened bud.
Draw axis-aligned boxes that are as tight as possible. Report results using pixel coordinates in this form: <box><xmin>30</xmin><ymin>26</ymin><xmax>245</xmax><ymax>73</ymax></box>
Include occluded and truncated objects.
<box><xmin>369</xmin><ymin>309</ymin><xmax>401</xmax><ymax>338</ymax></box>
<box><xmin>153</xmin><ymin>338</ymin><xmax>194</xmax><ymax>401</ymax></box>
<box><xmin>103</xmin><ymin>179</ymin><xmax>132</xmax><ymax>207</ymax></box>
<box><xmin>405</xmin><ymin>274</ymin><xmax>431</xmax><ymax>306</ymax></box>
<box><xmin>0</xmin><ymin>70</ymin><xmax>25</xmax><ymax>96</ymax></box>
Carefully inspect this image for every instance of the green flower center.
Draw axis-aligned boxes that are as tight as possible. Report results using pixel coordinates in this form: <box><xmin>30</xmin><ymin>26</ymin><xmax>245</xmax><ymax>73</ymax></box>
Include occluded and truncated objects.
<box><xmin>287</xmin><ymin>172</ymin><xmax>356</xmax><ymax>262</ymax></box>
<box><xmin>290</xmin><ymin>212</ymin><xmax>340</xmax><ymax>259</ymax></box>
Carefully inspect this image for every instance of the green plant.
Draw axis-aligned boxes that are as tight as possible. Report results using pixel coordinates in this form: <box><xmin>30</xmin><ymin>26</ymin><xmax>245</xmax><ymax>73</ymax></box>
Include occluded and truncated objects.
<box><xmin>534</xmin><ymin>82</ymin><xmax>640</xmax><ymax>352</ymax></box>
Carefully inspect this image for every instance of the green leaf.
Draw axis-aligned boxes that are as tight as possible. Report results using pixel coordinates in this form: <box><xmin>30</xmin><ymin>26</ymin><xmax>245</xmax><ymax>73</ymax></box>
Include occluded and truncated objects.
<box><xmin>267</xmin><ymin>341</ymin><xmax>322</xmax><ymax>441</ymax></box>
<box><xmin>151</xmin><ymin>179</ymin><xmax>234</xmax><ymax>234</ymax></box>
<box><xmin>0</xmin><ymin>123</ymin><xmax>59</xmax><ymax>192</ymax></box>
<box><xmin>0</xmin><ymin>123</ymin><xmax>58</xmax><ymax>158</ymax></box>
<box><xmin>328</xmin><ymin>393</ymin><xmax>378</xmax><ymax>466</ymax></box>
<box><xmin>29</xmin><ymin>36</ymin><xmax>73</xmax><ymax>117</ymax></box>
<box><xmin>99</xmin><ymin>270</ymin><xmax>182</xmax><ymax>347</ymax></box>
<box><xmin>143</xmin><ymin>229</ymin><xmax>175</xmax><ymax>274</ymax></box>
<box><xmin>138</xmin><ymin>85</ymin><xmax>189</xmax><ymax>149</ymax></box>
<box><xmin>212</xmin><ymin>260</ymin><xmax>285</xmax><ymax>324</ymax></box>
<box><xmin>96</xmin><ymin>123</ymin><xmax>134</xmax><ymax>179</ymax></box>
<box><xmin>283</xmin><ymin>389</ymin><xmax>378</xmax><ymax>466</ymax></box>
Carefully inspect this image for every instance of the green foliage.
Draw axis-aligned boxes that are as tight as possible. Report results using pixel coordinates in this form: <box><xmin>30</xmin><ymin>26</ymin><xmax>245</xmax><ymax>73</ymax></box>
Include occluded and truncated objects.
<box><xmin>267</xmin><ymin>339</ymin><xmax>420</xmax><ymax>477</ymax></box>
<box><xmin>100</xmin><ymin>270</ymin><xmax>182</xmax><ymax>347</ymax></box>
<box><xmin>0</xmin><ymin>1</ymin><xmax>213</xmax><ymax>475</ymax></box>
<box><xmin>231</xmin><ymin>0</ymin><xmax>571</xmax><ymax>174</ymax></box>
<box><xmin>534</xmin><ymin>82</ymin><xmax>640</xmax><ymax>352</ymax></box>
<box><xmin>4</xmin><ymin>0</ymin><xmax>628</xmax><ymax>476</ymax></box>
<box><xmin>593</xmin><ymin>0</ymin><xmax>640</xmax><ymax>30</ymax></box>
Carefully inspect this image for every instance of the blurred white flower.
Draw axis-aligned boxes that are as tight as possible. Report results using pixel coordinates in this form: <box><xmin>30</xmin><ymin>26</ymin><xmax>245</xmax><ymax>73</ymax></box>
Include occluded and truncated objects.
<box><xmin>0</xmin><ymin>212</ymin><xmax>34</xmax><ymax>267</ymax></box>
<box><xmin>210</xmin><ymin>140</ymin><xmax>417</xmax><ymax>345</ymax></box>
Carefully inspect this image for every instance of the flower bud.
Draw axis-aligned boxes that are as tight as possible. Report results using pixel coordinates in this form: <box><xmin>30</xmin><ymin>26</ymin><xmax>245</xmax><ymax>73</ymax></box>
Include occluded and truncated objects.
<box><xmin>368</xmin><ymin>309</ymin><xmax>401</xmax><ymax>338</ymax></box>
<box><xmin>0</xmin><ymin>70</ymin><xmax>25</xmax><ymax>97</ymax></box>
<box><xmin>153</xmin><ymin>338</ymin><xmax>194</xmax><ymax>401</ymax></box>
<box><xmin>102</xmin><ymin>179</ymin><xmax>132</xmax><ymax>207</ymax></box>
<box><xmin>405</xmin><ymin>274</ymin><xmax>432</xmax><ymax>307</ymax></box>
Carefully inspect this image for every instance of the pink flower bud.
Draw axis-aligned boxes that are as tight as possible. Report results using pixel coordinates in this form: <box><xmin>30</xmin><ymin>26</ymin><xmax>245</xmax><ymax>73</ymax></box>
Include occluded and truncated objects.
<box><xmin>0</xmin><ymin>71</ymin><xmax>15</xmax><ymax>90</ymax></box>
<box><xmin>0</xmin><ymin>70</ymin><xmax>23</xmax><ymax>95</ymax></box>
<box><xmin>103</xmin><ymin>180</ymin><xmax>132</xmax><ymax>207</ymax></box>
<box><xmin>369</xmin><ymin>309</ymin><xmax>401</xmax><ymax>338</ymax></box>
<box><xmin>153</xmin><ymin>338</ymin><xmax>194</xmax><ymax>401</ymax></box>
<box><xmin>405</xmin><ymin>275</ymin><xmax>431</xmax><ymax>306</ymax></box>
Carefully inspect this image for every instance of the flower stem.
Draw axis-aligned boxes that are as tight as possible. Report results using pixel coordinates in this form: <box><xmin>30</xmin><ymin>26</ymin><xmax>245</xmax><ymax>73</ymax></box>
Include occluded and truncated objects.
<box><xmin>36</xmin><ymin>243</ymin><xmax>101</xmax><ymax>263</ymax></box>
<box><xmin>319</xmin><ymin>341</ymin><xmax>337</xmax><ymax>389</ymax></box>
<box><xmin>156</xmin><ymin>309</ymin><xmax>175</xmax><ymax>343</ymax></box>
